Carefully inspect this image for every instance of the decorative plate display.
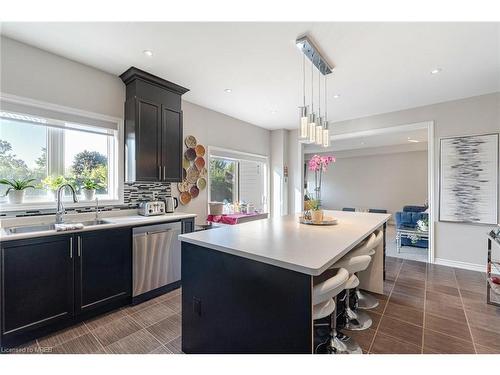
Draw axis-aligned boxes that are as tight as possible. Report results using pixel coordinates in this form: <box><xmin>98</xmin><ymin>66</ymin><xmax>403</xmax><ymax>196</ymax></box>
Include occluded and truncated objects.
<box><xmin>180</xmin><ymin>136</ymin><xmax>206</xmax><ymax>205</ymax></box>
<box><xmin>185</xmin><ymin>135</ymin><xmax>197</xmax><ymax>148</ymax></box>
<box><xmin>180</xmin><ymin>191</ymin><xmax>192</xmax><ymax>205</ymax></box>
<box><xmin>184</xmin><ymin>148</ymin><xmax>196</xmax><ymax>161</ymax></box>
<box><xmin>196</xmin><ymin>177</ymin><xmax>207</xmax><ymax>190</ymax></box>
<box><xmin>195</xmin><ymin>144</ymin><xmax>206</xmax><ymax>157</ymax></box>
<box><xmin>186</xmin><ymin>166</ymin><xmax>200</xmax><ymax>183</ymax></box>
<box><xmin>299</xmin><ymin>216</ymin><xmax>339</xmax><ymax>226</ymax></box>
<box><xmin>177</xmin><ymin>181</ymin><xmax>190</xmax><ymax>193</ymax></box>
<box><xmin>190</xmin><ymin>185</ymin><xmax>200</xmax><ymax>198</ymax></box>
<box><xmin>195</xmin><ymin>156</ymin><xmax>206</xmax><ymax>170</ymax></box>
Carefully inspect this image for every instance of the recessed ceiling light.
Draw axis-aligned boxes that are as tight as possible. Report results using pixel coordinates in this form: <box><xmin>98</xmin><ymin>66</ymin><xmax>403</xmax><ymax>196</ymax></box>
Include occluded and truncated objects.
<box><xmin>333</xmin><ymin>94</ymin><xmax>340</xmax><ymax>99</ymax></box>
<box><xmin>143</xmin><ymin>50</ymin><xmax>153</xmax><ymax>57</ymax></box>
<box><xmin>430</xmin><ymin>68</ymin><xmax>442</xmax><ymax>75</ymax></box>
<box><xmin>270</xmin><ymin>109</ymin><xmax>277</xmax><ymax>114</ymax></box>
<box><xmin>224</xmin><ymin>88</ymin><xmax>232</xmax><ymax>93</ymax></box>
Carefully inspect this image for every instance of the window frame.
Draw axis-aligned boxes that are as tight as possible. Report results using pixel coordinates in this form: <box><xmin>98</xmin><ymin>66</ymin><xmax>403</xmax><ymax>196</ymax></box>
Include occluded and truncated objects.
<box><xmin>207</xmin><ymin>146</ymin><xmax>269</xmax><ymax>213</ymax></box>
<box><xmin>0</xmin><ymin>93</ymin><xmax>124</xmax><ymax>211</ymax></box>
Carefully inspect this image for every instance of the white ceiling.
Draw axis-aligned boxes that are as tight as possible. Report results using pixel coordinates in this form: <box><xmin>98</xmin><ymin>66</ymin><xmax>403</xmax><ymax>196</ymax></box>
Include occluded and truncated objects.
<box><xmin>305</xmin><ymin>127</ymin><xmax>428</xmax><ymax>153</ymax></box>
<box><xmin>1</xmin><ymin>22</ymin><xmax>499</xmax><ymax>130</ymax></box>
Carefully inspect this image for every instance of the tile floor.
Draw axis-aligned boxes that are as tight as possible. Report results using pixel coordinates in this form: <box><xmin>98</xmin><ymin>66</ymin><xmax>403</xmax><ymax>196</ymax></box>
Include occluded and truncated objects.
<box><xmin>12</xmin><ymin>257</ymin><xmax>500</xmax><ymax>354</ymax></box>
<box><xmin>13</xmin><ymin>288</ymin><xmax>182</xmax><ymax>354</ymax></box>
<box><xmin>348</xmin><ymin>257</ymin><xmax>500</xmax><ymax>354</ymax></box>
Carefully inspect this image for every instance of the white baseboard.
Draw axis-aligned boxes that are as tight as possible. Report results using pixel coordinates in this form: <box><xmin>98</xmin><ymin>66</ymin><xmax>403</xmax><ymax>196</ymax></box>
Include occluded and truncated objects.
<box><xmin>433</xmin><ymin>258</ymin><xmax>485</xmax><ymax>273</ymax></box>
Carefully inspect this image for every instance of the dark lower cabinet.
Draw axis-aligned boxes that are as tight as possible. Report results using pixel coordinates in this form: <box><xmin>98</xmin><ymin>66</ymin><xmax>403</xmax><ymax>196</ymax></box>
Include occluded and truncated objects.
<box><xmin>0</xmin><ymin>229</ymin><xmax>132</xmax><ymax>348</ymax></box>
<box><xmin>182</xmin><ymin>217</ymin><xmax>195</xmax><ymax>234</ymax></box>
<box><xmin>75</xmin><ymin>228</ymin><xmax>131</xmax><ymax>315</ymax></box>
<box><xmin>0</xmin><ymin>236</ymin><xmax>74</xmax><ymax>344</ymax></box>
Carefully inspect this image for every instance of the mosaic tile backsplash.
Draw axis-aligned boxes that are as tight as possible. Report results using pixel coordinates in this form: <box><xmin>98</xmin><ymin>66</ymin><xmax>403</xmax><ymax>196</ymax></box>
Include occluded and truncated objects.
<box><xmin>123</xmin><ymin>182</ymin><xmax>172</xmax><ymax>205</ymax></box>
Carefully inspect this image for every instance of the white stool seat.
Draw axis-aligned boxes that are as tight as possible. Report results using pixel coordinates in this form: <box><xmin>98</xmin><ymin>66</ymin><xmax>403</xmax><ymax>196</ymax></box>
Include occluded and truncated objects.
<box><xmin>313</xmin><ymin>298</ymin><xmax>336</xmax><ymax>320</ymax></box>
<box><xmin>345</xmin><ymin>274</ymin><xmax>359</xmax><ymax>289</ymax></box>
<box><xmin>332</xmin><ymin>254</ymin><xmax>371</xmax><ymax>274</ymax></box>
<box><xmin>312</xmin><ymin>268</ymin><xmax>349</xmax><ymax>305</ymax></box>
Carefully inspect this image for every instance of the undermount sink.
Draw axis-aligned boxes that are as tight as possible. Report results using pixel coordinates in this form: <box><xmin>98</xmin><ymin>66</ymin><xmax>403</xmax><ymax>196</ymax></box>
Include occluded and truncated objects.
<box><xmin>5</xmin><ymin>219</ymin><xmax>111</xmax><ymax>235</ymax></box>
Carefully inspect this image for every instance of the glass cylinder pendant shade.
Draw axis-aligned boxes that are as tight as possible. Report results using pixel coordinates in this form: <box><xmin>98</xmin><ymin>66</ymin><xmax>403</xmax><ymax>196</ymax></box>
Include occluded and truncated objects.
<box><xmin>308</xmin><ymin>113</ymin><xmax>316</xmax><ymax>143</ymax></box>
<box><xmin>299</xmin><ymin>106</ymin><xmax>308</xmax><ymax>139</ymax></box>
<box><xmin>322</xmin><ymin>121</ymin><xmax>330</xmax><ymax>147</ymax></box>
<box><xmin>315</xmin><ymin>118</ymin><xmax>323</xmax><ymax>145</ymax></box>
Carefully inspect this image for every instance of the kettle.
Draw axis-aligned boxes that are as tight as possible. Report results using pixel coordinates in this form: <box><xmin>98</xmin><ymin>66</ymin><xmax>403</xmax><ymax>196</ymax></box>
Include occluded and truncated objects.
<box><xmin>165</xmin><ymin>196</ymin><xmax>178</xmax><ymax>213</ymax></box>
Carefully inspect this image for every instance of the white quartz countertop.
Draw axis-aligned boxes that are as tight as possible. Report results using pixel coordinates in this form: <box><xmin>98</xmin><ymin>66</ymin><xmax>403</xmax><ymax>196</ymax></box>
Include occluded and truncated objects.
<box><xmin>0</xmin><ymin>210</ymin><xmax>197</xmax><ymax>242</ymax></box>
<box><xmin>179</xmin><ymin>210</ymin><xmax>390</xmax><ymax>276</ymax></box>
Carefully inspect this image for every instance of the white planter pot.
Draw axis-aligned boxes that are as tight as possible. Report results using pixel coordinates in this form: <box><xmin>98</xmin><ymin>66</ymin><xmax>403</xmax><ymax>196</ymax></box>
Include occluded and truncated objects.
<box><xmin>82</xmin><ymin>188</ymin><xmax>96</xmax><ymax>201</ymax></box>
<box><xmin>8</xmin><ymin>190</ymin><xmax>25</xmax><ymax>204</ymax></box>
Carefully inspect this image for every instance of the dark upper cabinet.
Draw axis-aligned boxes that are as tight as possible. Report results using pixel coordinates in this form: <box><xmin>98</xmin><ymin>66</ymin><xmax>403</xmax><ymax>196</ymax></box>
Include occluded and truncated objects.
<box><xmin>75</xmin><ymin>228</ymin><xmax>132</xmax><ymax>315</ymax></box>
<box><xmin>120</xmin><ymin>67</ymin><xmax>189</xmax><ymax>183</ymax></box>
<box><xmin>0</xmin><ymin>236</ymin><xmax>74</xmax><ymax>341</ymax></box>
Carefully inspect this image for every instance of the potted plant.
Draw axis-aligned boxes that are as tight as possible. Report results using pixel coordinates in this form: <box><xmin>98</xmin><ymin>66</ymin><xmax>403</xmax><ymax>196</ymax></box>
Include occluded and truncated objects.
<box><xmin>41</xmin><ymin>175</ymin><xmax>69</xmax><ymax>200</ymax></box>
<box><xmin>80</xmin><ymin>167</ymin><xmax>106</xmax><ymax>201</ymax></box>
<box><xmin>306</xmin><ymin>154</ymin><xmax>336</xmax><ymax>222</ymax></box>
<box><xmin>0</xmin><ymin>178</ymin><xmax>36</xmax><ymax>204</ymax></box>
<box><xmin>309</xmin><ymin>199</ymin><xmax>324</xmax><ymax>223</ymax></box>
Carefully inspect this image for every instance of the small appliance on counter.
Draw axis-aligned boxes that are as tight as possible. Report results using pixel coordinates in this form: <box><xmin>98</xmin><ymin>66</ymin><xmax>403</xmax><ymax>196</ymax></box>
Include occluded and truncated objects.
<box><xmin>138</xmin><ymin>200</ymin><xmax>166</xmax><ymax>216</ymax></box>
<box><xmin>165</xmin><ymin>196</ymin><xmax>179</xmax><ymax>213</ymax></box>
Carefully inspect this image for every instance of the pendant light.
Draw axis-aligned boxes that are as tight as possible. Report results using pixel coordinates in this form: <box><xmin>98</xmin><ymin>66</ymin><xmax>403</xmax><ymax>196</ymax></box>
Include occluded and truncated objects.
<box><xmin>308</xmin><ymin>60</ymin><xmax>316</xmax><ymax>143</ymax></box>
<box><xmin>299</xmin><ymin>54</ymin><xmax>308</xmax><ymax>140</ymax></box>
<box><xmin>322</xmin><ymin>74</ymin><xmax>330</xmax><ymax>148</ymax></box>
<box><xmin>315</xmin><ymin>63</ymin><xmax>323</xmax><ymax>145</ymax></box>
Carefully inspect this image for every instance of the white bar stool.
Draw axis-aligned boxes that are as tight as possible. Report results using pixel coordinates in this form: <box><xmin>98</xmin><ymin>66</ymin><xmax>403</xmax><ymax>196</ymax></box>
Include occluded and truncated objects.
<box><xmin>349</xmin><ymin>230</ymin><xmax>384</xmax><ymax>310</ymax></box>
<box><xmin>312</xmin><ymin>268</ymin><xmax>362</xmax><ymax>354</ymax></box>
<box><xmin>331</xmin><ymin>254</ymin><xmax>373</xmax><ymax>331</ymax></box>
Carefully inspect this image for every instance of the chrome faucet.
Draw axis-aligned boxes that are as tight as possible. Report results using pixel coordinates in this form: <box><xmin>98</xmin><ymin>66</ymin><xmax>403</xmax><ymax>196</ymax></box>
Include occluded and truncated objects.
<box><xmin>55</xmin><ymin>184</ymin><xmax>79</xmax><ymax>224</ymax></box>
<box><xmin>95</xmin><ymin>197</ymin><xmax>101</xmax><ymax>221</ymax></box>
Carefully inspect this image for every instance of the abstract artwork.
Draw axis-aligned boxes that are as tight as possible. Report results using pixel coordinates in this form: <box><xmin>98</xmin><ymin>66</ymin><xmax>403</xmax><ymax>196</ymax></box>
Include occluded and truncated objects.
<box><xmin>439</xmin><ymin>133</ymin><xmax>498</xmax><ymax>224</ymax></box>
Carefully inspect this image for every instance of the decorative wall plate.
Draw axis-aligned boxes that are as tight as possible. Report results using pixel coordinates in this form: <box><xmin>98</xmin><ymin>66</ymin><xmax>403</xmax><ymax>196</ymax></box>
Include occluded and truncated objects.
<box><xmin>195</xmin><ymin>156</ymin><xmax>205</xmax><ymax>170</ymax></box>
<box><xmin>185</xmin><ymin>135</ymin><xmax>197</xmax><ymax>148</ymax></box>
<box><xmin>197</xmin><ymin>177</ymin><xmax>207</xmax><ymax>190</ymax></box>
<box><xmin>186</xmin><ymin>166</ymin><xmax>200</xmax><ymax>183</ymax></box>
<box><xmin>184</xmin><ymin>148</ymin><xmax>196</xmax><ymax>161</ymax></box>
<box><xmin>190</xmin><ymin>185</ymin><xmax>200</xmax><ymax>198</ymax></box>
<box><xmin>180</xmin><ymin>191</ymin><xmax>192</xmax><ymax>205</ymax></box>
<box><xmin>195</xmin><ymin>144</ymin><xmax>206</xmax><ymax>157</ymax></box>
<box><xmin>177</xmin><ymin>181</ymin><xmax>190</xmax><ymax>193</ymax></box>
<box><xmin>182</xmin><ymin>157</ymin><xmax>191</xmax><ymax>169</ymax></box>
<box><xmin>199</xmin><ymin>167</ymin><xmax>207</xmax><ymax>177</ymax></box>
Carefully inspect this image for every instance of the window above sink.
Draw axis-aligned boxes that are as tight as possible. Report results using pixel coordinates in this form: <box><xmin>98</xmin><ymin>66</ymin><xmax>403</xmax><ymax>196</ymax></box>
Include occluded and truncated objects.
<box><xmin>0</xmin><ymin>94</ymin><xmax>124</xmax><ymax>210</ymax></box>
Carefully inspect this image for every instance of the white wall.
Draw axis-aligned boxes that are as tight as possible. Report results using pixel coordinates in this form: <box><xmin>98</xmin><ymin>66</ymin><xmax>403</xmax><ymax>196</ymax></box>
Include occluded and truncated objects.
<box><xmin>305</xmin><ymin>149</ymin><xmax>428</xmax><ymax>221</ymax></box>
<box><xmin>270</xmin><ymin>129</ymin><xmax>288</xmax><ymax>217</ymax></box>
<box><xmin>310</xmin><ymin>93</ymin><xmax>500</xmax><ymax>268</ymax></box>
<box><xmin>0</xmin><ymin>36</ymin><xmax>124</xmax><ymax>118</ymax></box>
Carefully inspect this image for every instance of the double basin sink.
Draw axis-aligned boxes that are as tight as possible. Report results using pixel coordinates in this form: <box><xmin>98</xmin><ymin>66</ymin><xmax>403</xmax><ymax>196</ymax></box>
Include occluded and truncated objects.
<box><xmin>5</xmin><ymin>219</ymin><xmax>112</xmax><ymax>235</ymax></box>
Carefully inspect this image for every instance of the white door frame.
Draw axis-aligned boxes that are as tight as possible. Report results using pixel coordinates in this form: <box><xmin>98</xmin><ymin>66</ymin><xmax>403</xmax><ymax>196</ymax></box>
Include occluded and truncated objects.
<box><xmin>302</xmin><ymin>121</ymin><xmax>436</xmax><ymax>263</ymax></box>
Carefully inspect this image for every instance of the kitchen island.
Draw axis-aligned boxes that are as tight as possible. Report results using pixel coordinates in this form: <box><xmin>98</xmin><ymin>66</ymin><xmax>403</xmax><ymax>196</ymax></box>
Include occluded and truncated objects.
<box><xmin>178</xmin><ymin>210</ymin><xmax>390</xmax><ymax>354</ymax></box>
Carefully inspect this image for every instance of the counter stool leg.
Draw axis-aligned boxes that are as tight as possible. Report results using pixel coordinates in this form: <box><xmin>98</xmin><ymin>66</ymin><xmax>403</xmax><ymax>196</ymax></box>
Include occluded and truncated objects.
<box><xmin>344</xmin><ymin>286</ymin><xmax>373</xmax><ymax>331</ymax></box>
<box><xmin>330</xmin><ymin>296</ymin><xmax>363</xmax><ymax>354</ymax></box>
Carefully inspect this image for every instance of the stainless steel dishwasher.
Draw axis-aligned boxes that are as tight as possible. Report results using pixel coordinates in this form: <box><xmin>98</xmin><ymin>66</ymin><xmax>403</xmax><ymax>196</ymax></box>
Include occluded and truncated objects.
<box><xmin>132</xmin><ymin>221</ymin><xmax>182</xmax><ymax>299</ymax></box>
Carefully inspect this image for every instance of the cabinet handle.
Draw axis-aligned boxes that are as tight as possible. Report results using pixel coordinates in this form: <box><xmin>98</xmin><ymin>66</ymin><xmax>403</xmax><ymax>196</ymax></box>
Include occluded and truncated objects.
<box><xmin>158</xmin><ymin>165</ymin><xmax>162</xmax><ymax>179</ymax></box>
<box><xmin>163</xmin><ymin>166</ymin><xmax>166</xmax><ymax>181</ymax></box>
<box><xmin>69</xmin><ymin>237</ymin><xmax>73</xmax><ymax>258</ymax></box>
<box><xmin>77</xmin><ymin>236</ymin><xmax>81</xmax><ymax>257</ymax></box>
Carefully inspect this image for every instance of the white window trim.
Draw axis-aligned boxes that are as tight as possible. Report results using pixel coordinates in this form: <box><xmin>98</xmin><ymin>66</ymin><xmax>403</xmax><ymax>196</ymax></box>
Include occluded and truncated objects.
<box><xmin>0</xmin><ymin>93</ymin><xmax>124</xmax><ymax>212</ymax></box>
<box><xmin>207</xmin><ymin>146</ymin><xmax>269</xmax><ymax>213</ymax></box>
